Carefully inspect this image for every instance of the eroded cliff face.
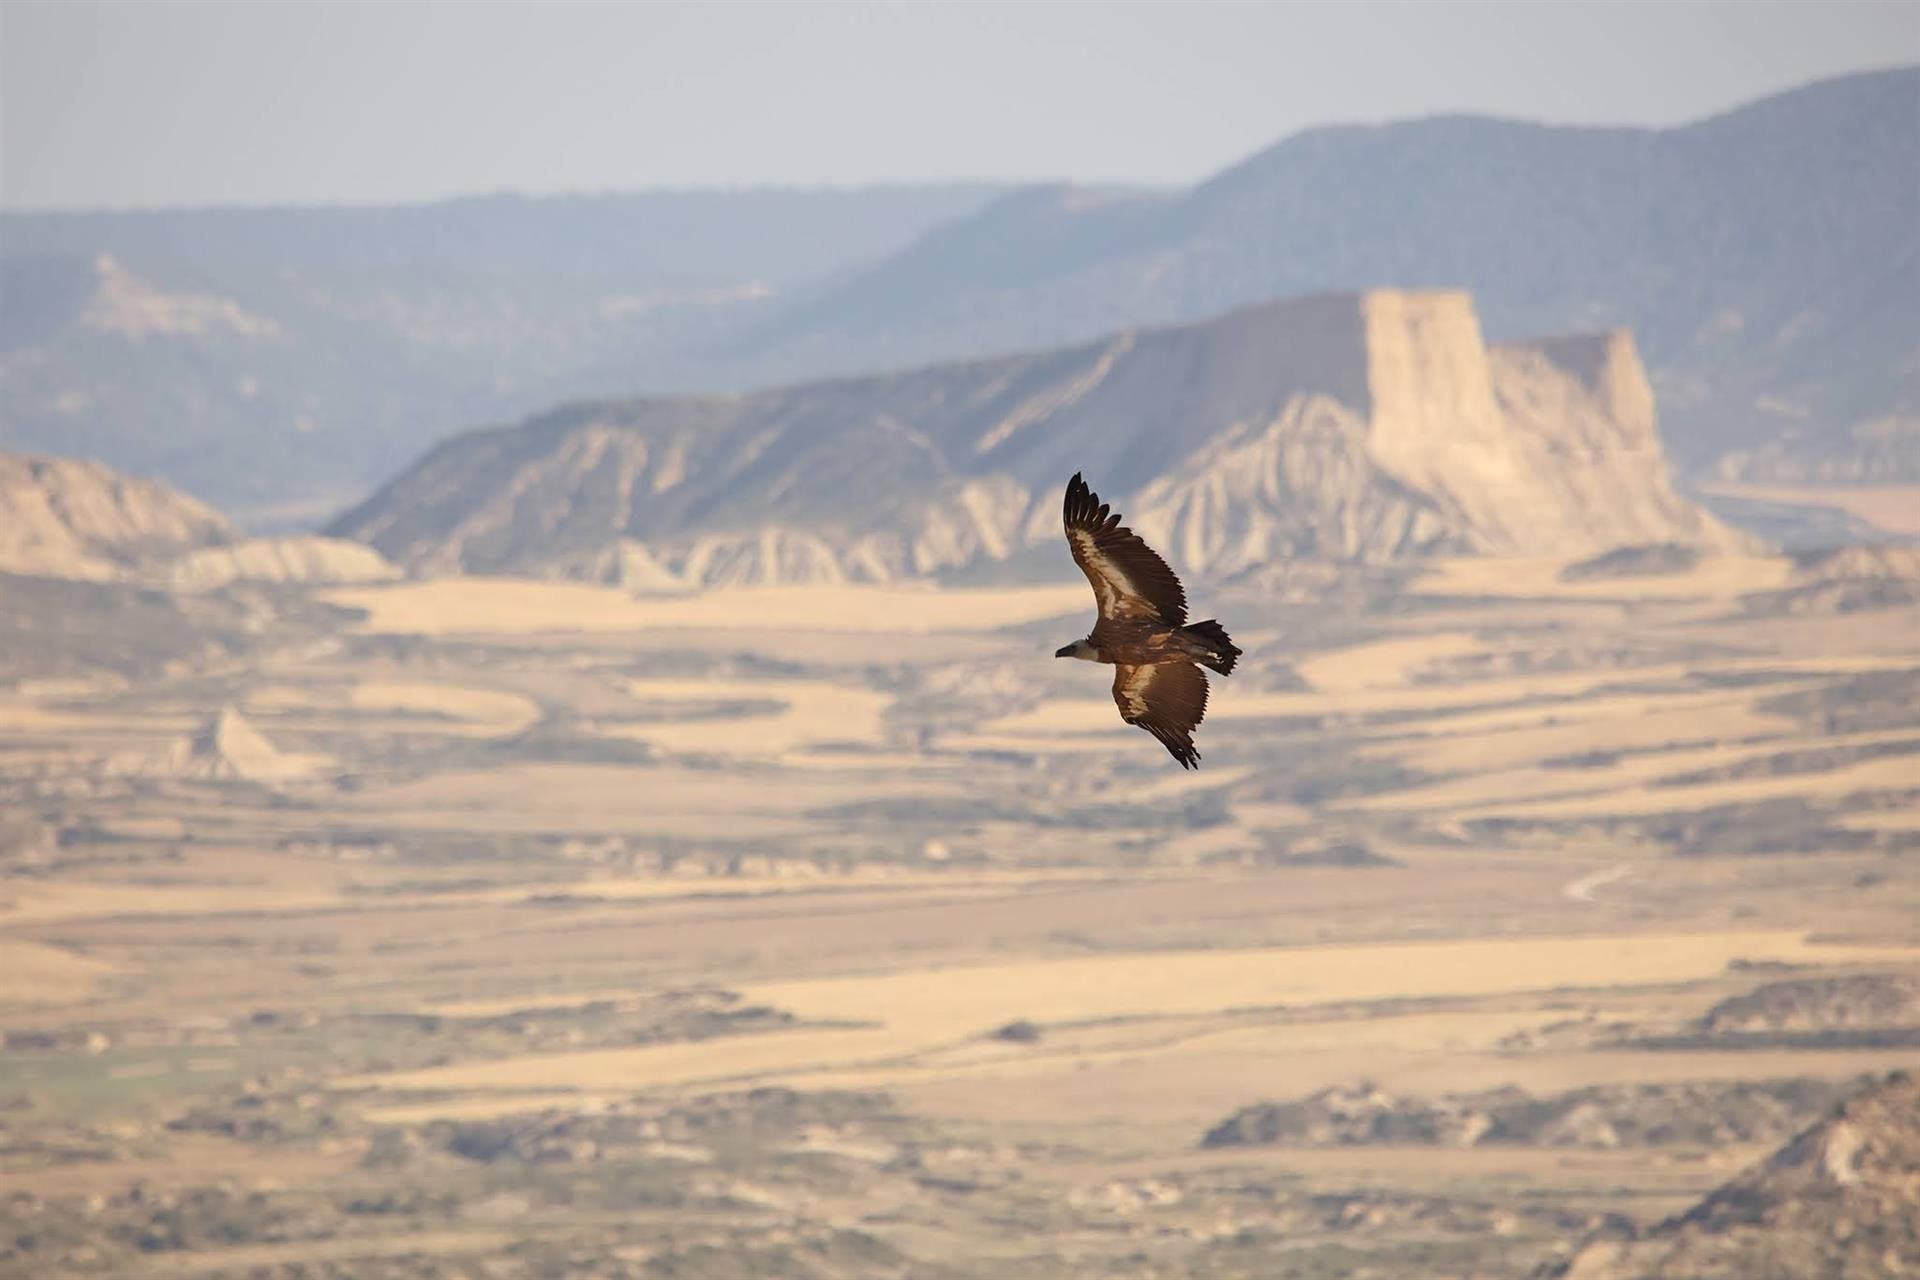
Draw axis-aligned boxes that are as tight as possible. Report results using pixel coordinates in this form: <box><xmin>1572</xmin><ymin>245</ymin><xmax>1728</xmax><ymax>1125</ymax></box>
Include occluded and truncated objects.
<box><xmin>333</xmin><ymin>290</ymin><xmax>1744</xmax><ymax>589</ymax></box>
<box><xmin>0</xmin><ymin>452</ymin><xmax>409</xmax><ymax>593</ymax></box>
<box><xmin>1479</xmin><ymin>329</ymin><xmax>1744</xmax><ymax>557</ymax></box>
<box><xmin>0</xmin><ymin>452</ymin><xmax>233</xmax><ymax>580</ymax></box>
<box><xmin>160</xmin><ymin>537</ymin><xmax>400</xmax><ymax>593</ymax></box>
<box><xmin>1131</xmin><ymin>294</ymin><xmax>1745</xmax><ymax>574</ymax></box>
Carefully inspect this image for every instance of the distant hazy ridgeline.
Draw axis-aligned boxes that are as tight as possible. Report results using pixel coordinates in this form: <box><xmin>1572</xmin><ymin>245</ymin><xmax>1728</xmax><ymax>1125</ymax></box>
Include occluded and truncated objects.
<box><xmin>2</xmin><ymin>70</ymin><xmax>1914</xmax><ymax>522</ymax></box>
<box><xmin>0</xmin><ymin>187</ymin><xmax>1005</xmax><ymax>519</ymax></box>
<box><xmin>744</xmin><ymin>69</ymin><xmax>1920</xmax><ymax>488</ymax></box>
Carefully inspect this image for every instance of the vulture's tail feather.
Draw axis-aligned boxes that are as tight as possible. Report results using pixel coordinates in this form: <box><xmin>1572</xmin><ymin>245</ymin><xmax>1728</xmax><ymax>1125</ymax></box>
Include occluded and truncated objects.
<box><xmin>1183</xmin><ymin>620</ymin><xmax>1240</xmax><ymax>676</ymax></box>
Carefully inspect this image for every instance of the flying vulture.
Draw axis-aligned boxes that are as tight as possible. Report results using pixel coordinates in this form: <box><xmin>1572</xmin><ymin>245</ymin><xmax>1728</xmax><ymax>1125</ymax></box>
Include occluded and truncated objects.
<box><xmin>1055</xmin><ymin>473</ymin><xmax>1241</xmax><ymax>769</ymax></box>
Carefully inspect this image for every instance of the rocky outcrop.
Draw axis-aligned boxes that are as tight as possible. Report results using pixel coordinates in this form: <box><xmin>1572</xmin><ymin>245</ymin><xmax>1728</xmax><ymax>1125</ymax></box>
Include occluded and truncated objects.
<box><xmin>1202</xmin><ymin>1081</ymin><xmax>1497</xmax><ymax>1149</ymax></box>
<box><xmin>1200</xmin><ymin>1077</ymin><xmax>1854</xmax><ymax>1153</ymax></box>
<box><xmin>78</xmin><ymin>254</ymin><xmax>280</xmax><ymax>341</ymax></box>
<box><xmin>116</xmin><ymin>706</ymin><xmax>318</xmax><ymax>783</ymax></box>
<box><xmin>0</xmin><ymin>451</ymin><xmax>231</xmax><ymax>580</ymax></box>
<box><xmin>1792</xmin><ymin>545</ymin><xmax>1920</xmax><ymax>581</ymax></box>
<box><xmin>334</xmin><ymin>291</ymin><xmax>1743</xmax><ymax>588</ymax></box>
<box><xmin>1553</xmin><ymin>1072</ymin><xmax>1920</xmax><ymax>1279</ymax></box>
<box><xmin>1560</xmin><ymin>544</ymin><xmax>1701</xmax><ymax>582</ymax></box>
<box><xmin>0</xmin><ymin>452</ymin><xmax>406</xmax><ymax>593</ymax></box>
<box><xmin>746</xmin><ymin>70</ymin><xmax>1920</xmax><ymax>488</ymax></box>
<box><xmin>160</xmin><ymin>536</ymin><xmax>399</xmax><ymax>592</ymax></box>
<box><xmin>1743</xmin><ymin>545</ymin><xmax>1920</xmax><ymax>616</ymax></box>
<box><xmin>1130</xmin><ymin>303</ymin><xmax>1745</xmax><ymax>573</ymax></box>
<box><xmin>1702</xmin><ymin>974</ymin><xmax>1920</xmax><ymax>1036</ymax></box>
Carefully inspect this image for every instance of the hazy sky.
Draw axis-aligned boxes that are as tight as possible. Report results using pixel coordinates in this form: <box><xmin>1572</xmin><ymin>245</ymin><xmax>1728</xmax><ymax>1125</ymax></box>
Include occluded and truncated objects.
<box><xmin>3</xmin><ymin>0</ymin><xmax>1916</xmax><ymax>212</ymax></box>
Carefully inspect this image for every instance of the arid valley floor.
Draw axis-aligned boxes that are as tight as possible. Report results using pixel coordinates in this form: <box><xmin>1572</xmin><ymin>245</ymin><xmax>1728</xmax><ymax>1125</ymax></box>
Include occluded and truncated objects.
<box><xmin>3</xmin><ymin>548</ymin><xmax>1919</xmax><ymax>1278</ymax></box>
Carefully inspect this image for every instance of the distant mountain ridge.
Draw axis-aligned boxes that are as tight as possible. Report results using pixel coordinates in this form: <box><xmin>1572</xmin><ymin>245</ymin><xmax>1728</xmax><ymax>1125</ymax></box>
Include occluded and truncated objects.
<box><xmin>3</xmin><ymin>70</ymin><xmax>1913</xmax><ymax>520</ymax></box>
<box><xmin>330</xmin><ymin>290</ymin><xmax>1743</xmax><ymax>588</ymax></box>
<box><xmin>742</xmin><ymin>68</ymin><xmax>1920</xmax><ymax>488</ymax></box>
<box><xmin>0</xmin><ymin>187</ymin><xmax>1005</xmax><ymax>518</ymax></box>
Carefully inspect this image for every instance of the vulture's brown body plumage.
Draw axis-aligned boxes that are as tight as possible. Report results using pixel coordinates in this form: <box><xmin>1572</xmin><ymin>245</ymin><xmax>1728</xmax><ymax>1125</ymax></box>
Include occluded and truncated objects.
<box><xmin>1055</xmin><ymin>473</ymin><xmax>1241</xmax><ymax>769</ymax></box>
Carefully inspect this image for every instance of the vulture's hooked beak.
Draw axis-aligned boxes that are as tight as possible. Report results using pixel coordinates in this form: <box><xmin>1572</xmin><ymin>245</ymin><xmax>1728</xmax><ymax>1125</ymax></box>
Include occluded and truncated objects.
<box><xmin>1054</xmin><ymin>645</ymin><xmax>1075</xmax><ymax>658</ymax></box>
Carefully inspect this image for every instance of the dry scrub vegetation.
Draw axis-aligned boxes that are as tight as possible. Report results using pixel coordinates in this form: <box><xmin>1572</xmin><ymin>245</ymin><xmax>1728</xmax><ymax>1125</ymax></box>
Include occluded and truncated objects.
<box><xmin>4</xmin><ymin>551</ymin><xmax>1918</xmax><ymax>1277</ymax></box>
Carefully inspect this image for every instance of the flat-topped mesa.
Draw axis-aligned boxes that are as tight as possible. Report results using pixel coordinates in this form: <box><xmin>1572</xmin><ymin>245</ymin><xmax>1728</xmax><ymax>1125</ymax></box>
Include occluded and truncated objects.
<box><xmin>1343</xmin><ymin>291</ymin><xmax>1508</xmax><ymax>548</ymax></box>
<box><xmin>336</xmin><ymin>289</ymin><xmax>1743</xmax><ymax>587</ymax></box>
<box><xmin>1359</xmin><ymin>289</ymin><xmax>1501</xmax><ymax>461</ymax></box>
<box><xmin>1134</xmin><ymin>291</ymin><xmax>1745</xmax><ymax>570</ymax></box>
<box><xmin>1524</xmin><ymin>330</ymin><xmax>1658</xmax><ymax>434</ymax></box>
<box><xmin>1483</xmin><ymin>327</ymin><xmax>1749</xmax><ymax>558</ymax></box>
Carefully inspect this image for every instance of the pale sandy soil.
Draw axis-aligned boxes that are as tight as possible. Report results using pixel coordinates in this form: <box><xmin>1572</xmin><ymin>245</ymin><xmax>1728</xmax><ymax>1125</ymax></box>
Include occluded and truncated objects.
<box><xmin>1349</xmin><ymin>727</ymin><xmax>1920</xmax><ymax>816</ymax></box>
<box><xmin>325</xmin><ymin>578</ymin><xmax>1085</xmax><ymax>635</ymax></box>
<box><xmin>1360</xmin><ymin>690</ymin><xmax>1797</xmax><ymax>772</ymax></box>
<box><xmin>136</xmin><ymin>1231</ymin><xmax>519</xmax><ymax>1275</ymax></box>
<box><xmin>7</xmin><ymin>550</ymin><xmax>1918</xmax><ymax>1276</ymax></box>
<box><xmin>341</xmin><ymin>931</ymin><xmax>1913</xmax><ymax>1104</ymax></box>
<box><xmin>0</xmin><ymin>702</ymin><xmax>195</xmax><ymax>736</ymax></box>
<box><xmin>348</xmin><ymin>681</ymin><xmax>541</xmax><ymax>735</ymax></box>
<box><xmin>1450</xmin><ymin>753</ymin><xmax>1920</xmax><ymax>822</ymax></box>
<box><xmin>606</xmin><ymin>676</ymin><xmax>894</xmax><ymax>757</ymax></box>
<box><xmin>0</xmin><ymin>880</ymin><xmax>353</xmax><ymax>924</ymax></box>
<box><xmin>1844</xmin><ymin>808</ymin><xmax>1920</xmax><ymax>832</ymax></box>
<box><xmin>336</xmin><ymin>761</ymin><xmax>965</xmax><ymax>838</ymax></box>
<box><xmin>1412</xmin><ymin>553</ymin><xmax>1796</xmax><ymax>600</ymax></box>
<box><xmin>978</xmin><ymin>652</ymin><xmax>1902</xmax><ymax>741</ymax></box>
<box><xmin>0</xmin><ymin>939</ymin><xmax>118</xmax><ymax>1003</ymax></box>
<box><xmin>1296</xmin><ymin>630</ymin><xmax>1487</xmax><ymax>692</ymax></box>
<box><xmin>1696</xmin><ymin>481</ymin><xmax>1920</xmax><ymax>536</ymax></box>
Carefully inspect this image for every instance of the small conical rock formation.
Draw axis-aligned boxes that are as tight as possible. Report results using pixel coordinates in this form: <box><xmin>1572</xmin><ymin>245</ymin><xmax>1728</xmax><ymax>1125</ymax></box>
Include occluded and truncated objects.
<box><xmin>119</xmin><ymin>705</ymin><xmax>314</xmax><ymax>783</ymax></box>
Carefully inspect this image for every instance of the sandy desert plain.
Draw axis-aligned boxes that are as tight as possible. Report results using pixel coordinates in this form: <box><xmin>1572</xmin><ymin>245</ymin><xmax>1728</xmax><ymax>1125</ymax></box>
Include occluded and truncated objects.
<box><xmin>2</xmin><ymin>547</ymin><xmax>1918</xmax><ymax>1278</ymax></box>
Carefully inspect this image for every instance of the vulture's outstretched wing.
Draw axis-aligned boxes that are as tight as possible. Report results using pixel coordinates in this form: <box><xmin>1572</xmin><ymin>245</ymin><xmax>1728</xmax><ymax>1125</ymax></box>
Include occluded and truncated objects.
<box><xmin>1063</xmin><ymin>473</ymin><xmax>1187</xmax><ymax>625</ymax></box>
<box><xmin>1112</xmin><ymin>661</ymin><xmax>1209</xmax><ymax>769</ymax></box>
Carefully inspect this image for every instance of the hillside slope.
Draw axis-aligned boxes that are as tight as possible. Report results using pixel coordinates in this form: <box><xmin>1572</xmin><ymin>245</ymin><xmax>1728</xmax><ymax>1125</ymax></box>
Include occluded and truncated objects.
<box><xmin>0</xmin><ymin>452</ymin><xmax>233</xmax><ymax>580</ymax></box>
<box><xmin>0</xmin><ymin>450</ymin><xmax>396</xmax><ymax>589</ymax></box>
<box><xmin>1555</xmin><ymin>1071</ymin><xmax>1920</xmax><ymax>1279</ymax></box>
<box><xmin>331</xmin><ymin>290</ymin><xmax>1743</xmax><ymax>587</ymax></box>
<box><xmin>745</xmin><ymin>68</ymin><xmax>1920</xmax><ymax>487</ymax></box>
<box><xmin>0</xmin><ymin>187</ymin><xmax>1003</xmax><ymax>519</ymax></box>
<box><xmin>5</xmin><ymin>71</ymin><xmax>1912</xmax><ymax>519</ymax></box>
